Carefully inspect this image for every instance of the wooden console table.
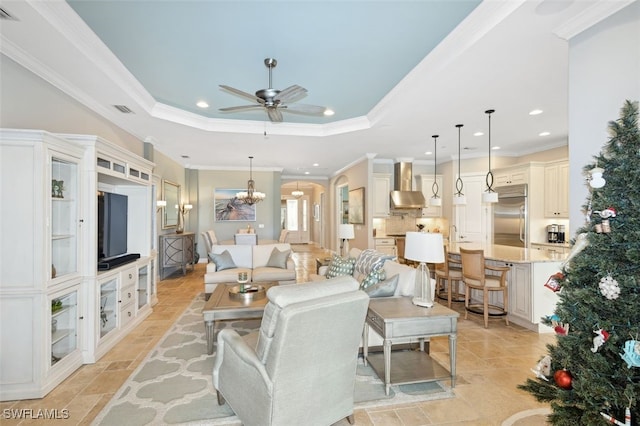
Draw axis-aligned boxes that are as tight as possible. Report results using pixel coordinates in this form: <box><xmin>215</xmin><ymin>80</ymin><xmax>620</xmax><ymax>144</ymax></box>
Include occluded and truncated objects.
<box><xmin>159</xmin><ymin>232</ymin><xmax>195</xmax><ymax>279</ymax></box>
<box><xmin>362</xmin><ymin>297</ymin><xmax>459</xmax><ymax>395</ymax></box>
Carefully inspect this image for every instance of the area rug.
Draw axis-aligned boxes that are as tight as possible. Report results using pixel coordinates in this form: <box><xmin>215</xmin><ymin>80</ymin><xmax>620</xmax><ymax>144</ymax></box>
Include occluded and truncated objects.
<box><xmin>92</xmin><ymin>293</ymin><xmax>454</xmax><ymax>425</ymax></box>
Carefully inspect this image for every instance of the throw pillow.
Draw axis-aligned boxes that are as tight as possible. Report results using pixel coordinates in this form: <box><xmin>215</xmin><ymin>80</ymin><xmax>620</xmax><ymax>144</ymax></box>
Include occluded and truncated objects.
<box><xmin>354</xmin><ymin>249</ymin><xmax>395</xmax><ymax>275</ymax></box>
<box><xmin>208</xmin><ymin>250</ymin><xmax>236</xmax><ymax>271</ymax></box>
<box><xmin>359</xmin><ymin>266</ymin><xmax>387</xmax><ymax>290</ymax></box>
<box><xmin>266</xmin><ymin>247</ymin><xmax>291</xmax><ymax>269</ymax></box>
<box><xmin>325</xmin><ymin>255</ymin><xmax>355</xmax><ymax>279</ymax></box>
<box><xmin>365</xmin><ymin>274</ymin><xmax>400</xmax><ymax>298</ymax></box>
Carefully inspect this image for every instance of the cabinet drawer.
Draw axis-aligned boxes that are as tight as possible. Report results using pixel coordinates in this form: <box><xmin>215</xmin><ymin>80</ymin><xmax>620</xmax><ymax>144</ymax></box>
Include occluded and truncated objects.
<box><xmin>121</xmin><ymin>267</ymin><xmax>137</xmax><ymax>287</ymax></box>
<box><xmin>366</xmin><ymin>310</ymin><xmax>385</xmax><ymax>335</ymax></box>
<box><xmin>375</xmin><ymin>238</ymin><xmax>395</xmax><ymax>246</ymax></box>
<box><xmin>120</xmin><ymin>304</ymin><xmax>135</xmax><ymax>328</ymax></box>
<box><xmin>120</xmin><ymin>284</ymin><xmax>136</xmax><ymax>306</ymax></box>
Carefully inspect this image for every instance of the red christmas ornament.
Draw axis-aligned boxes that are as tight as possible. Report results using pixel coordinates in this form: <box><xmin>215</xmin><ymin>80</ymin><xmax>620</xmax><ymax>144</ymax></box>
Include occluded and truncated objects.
<box><xmin>554</xmin><ymin>369</ymin><xmax>573</xmax><ymax>390</ymax></box>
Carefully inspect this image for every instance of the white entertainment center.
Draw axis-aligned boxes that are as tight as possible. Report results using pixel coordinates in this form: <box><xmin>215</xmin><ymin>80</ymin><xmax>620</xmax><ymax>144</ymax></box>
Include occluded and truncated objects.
<box><xmin>0</xmin><ymin>129</ymin><xmax>157</xmax><ymax>401</ymax></box>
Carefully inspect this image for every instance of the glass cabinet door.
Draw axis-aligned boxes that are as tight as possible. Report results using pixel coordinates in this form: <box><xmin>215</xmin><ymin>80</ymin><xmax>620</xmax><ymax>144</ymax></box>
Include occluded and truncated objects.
<box><xmin>137</xmin><ymin>264</ymin><xmax>149</xmax><ymax>309</ymax></box>
<box><xmin>99</xmin><ymin>277</ymin><xmax>118</xmax><ymax>338</ymax></box>
<box><xmin>50</xmin><ymin>155</ymin><xmax>79</xmax><ymax>280</ymax></box>
<box><xmin>50</xmin><ymin>289</ymin><xmax>79</xmax><ymax>366</ymax></box>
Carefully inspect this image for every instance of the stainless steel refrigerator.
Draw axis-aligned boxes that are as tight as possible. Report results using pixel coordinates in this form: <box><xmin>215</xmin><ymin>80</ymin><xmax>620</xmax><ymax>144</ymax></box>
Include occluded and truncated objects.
<box><xmin>493</xmin><ymin>184</ymin><xmax>528</xmax><ymax>247</ymax></box>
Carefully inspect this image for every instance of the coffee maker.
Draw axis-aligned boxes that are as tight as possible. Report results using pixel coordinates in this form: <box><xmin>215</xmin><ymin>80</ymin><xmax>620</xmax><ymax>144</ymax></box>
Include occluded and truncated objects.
<box><xmin>557</xmin><ymin>225</ymin><xmax>566</xmax><ymax>243</ymax></box>
<box><xmin>547</xmin><ymin>224</ymin><xmax>559</xmax><ymax>243</ymax></box>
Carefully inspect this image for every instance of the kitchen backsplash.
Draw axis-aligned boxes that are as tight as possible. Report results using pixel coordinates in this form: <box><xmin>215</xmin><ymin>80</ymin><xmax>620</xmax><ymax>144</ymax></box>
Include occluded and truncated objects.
<box><xmin>374</xmin><ymin>215</ymin><xmax>449</xmax><ymax>238</ymax></box>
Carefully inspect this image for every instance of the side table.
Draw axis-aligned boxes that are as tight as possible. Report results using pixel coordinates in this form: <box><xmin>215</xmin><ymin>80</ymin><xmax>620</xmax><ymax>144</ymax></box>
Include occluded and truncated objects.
<box><xmin>315</xmin><ymin>257</ymin><xmax>331</xmax><ymax>274</ymax></box>
<box><xmin>363</xmin><ymin>297</ymin><xmax>459</xmax><ymax>395</ymax></box>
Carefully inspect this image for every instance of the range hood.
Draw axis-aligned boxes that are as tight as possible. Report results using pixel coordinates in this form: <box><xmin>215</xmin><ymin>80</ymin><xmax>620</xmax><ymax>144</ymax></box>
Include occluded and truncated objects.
<box><xmin>390</xmin><ymin>162</ymin><xmax>426</xmax><ymax>209</ymax></box>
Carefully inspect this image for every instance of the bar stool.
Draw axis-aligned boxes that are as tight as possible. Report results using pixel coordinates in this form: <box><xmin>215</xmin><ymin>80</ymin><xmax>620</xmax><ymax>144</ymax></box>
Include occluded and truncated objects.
<box><xmin>459</xmin><ymin>248</ymin><xmax>509</xmax><ymax>328</ymax></box>
<box><xmin>434</xmin><ymin>247</ymin><xmax>463</xmax><ymax>308</ymax></box>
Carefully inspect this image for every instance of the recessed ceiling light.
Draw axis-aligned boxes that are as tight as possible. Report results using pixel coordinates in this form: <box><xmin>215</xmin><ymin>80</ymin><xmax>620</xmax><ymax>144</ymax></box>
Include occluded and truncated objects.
<box><xmin>196</xmin><ymin>101</ymin><xmax>209</xmax><ymax>108</ymax></box>
<box><xmin>473</xmin><ymin>131</ymin><xmax>484</xmax><ymax>137</ymax></box>
<box><xmin>323</xmin><ymin>109</ymin><xmax>335</xmax><ymax>116</ymax></box>
<box><xmin>313</xmin><ymin>163</ymin><xmax>319</xmax><ymax>167</ymax></box>
<box><xmin>424</xmin><ymin>151</ymin><xmax>433</xmax><ymax>155</ymax></box>
<box><xmin>304</xmin><ymin>171</ymin><xmax>310</xmax><ymax>175</ymax></box>
<box><xmin>492</xmin><ymin>146</ymin><xmax>501</xmax><ymax>150</ymax></box>
<box><xmin>539</xmin><ymin>131</ymin><xmax>550</xmax><ymax>137</ymax></box>
<box><xmin>529</xmin><ymin>109</ymin><xmax>543</xmax><ymax>115</ymax></box>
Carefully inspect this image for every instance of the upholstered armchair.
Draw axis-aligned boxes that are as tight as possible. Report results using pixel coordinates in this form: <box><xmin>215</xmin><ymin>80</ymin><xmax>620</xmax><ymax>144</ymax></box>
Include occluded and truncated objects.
<box><xmin>212</xmin><ymin>276</ymin><xmax>369</xmax><ymax>426</ymax></box>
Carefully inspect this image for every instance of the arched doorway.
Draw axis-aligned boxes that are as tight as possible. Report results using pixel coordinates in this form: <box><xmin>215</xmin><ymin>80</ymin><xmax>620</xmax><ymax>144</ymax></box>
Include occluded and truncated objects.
<box><xmin>281</xmin><ymin>181</ymin><xmax>327</xmax><ymax>246</ymax></box>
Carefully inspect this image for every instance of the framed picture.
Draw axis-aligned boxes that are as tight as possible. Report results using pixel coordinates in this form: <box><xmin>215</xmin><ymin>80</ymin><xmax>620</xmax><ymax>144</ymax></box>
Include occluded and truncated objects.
<box><xmin>313</xmin><ymin>203</ymin><xmax>320</xmax><ymax>222</ymax></box>
<box><xmin>348</xmin><ymin>187</ymin><xmax>364</xmax><ymax>224</ymax></box>
<box><xmin>214</xmin><ymin>188</ymin><xmax>256</xmax><ymax>221</ymax></box>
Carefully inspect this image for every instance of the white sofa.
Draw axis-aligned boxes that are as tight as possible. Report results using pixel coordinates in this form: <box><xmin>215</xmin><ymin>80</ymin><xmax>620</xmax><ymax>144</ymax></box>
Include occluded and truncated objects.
<box><xmin>204</xmin><ymin>243</ymin><xmax>296</xmax><ymax>294</ymax></box>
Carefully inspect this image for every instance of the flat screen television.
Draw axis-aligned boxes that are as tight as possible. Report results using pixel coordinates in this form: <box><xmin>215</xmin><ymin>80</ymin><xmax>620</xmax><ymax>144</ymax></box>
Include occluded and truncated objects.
<box><xmin>97</xmin><ymin>191</ymin><xmax>128</xmax><ymax>261</ymax></box>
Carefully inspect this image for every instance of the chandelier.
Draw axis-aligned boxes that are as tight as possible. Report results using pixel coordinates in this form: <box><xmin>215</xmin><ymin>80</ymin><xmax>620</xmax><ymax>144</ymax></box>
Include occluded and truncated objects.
<box><xmin>236</xmin><ymin>156</ymin><xmax>266</xmax><ymax>205</ymax></box>
<box><xmin>482</xmin><ymin>109</ymin><xmax>499</xmax><ymax>203</ymax></box>
<box><xmin>453</xmin><ymin>124</ymin><xmax>467</xmax><ymax>205</ymax></box>
<box><xmin>292</xmin><ymin>181</ymin><xmax>304</xmax><ymax>198</ymax></box>
<box><xmin>430</xmin><ymin>134</ymin><xmax>442</xmax><ymax>206</ymax></box>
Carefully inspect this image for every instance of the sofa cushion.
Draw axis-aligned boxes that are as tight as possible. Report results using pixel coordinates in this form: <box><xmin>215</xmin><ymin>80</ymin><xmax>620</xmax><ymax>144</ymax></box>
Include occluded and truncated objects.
<box><xmin>253</xmin><ymin>243</ymin><xmax>292</xmax><ymax>268</ymax></box>
<box><xmin>365</xmin><ymin>274</ymin><xmax>400</xmax><ymax>298</ymax></box>
<box><xmin>266</xmin><ymin>247</ymin><xmax>291</xmax><ymax>269</ymax></box>
<box><xmin>354</xmin><ymin>249</ymin><xmax>395</xmax><ymax>276</ymax></box>
<box><xmin>359</xmin><ymin>266</ymin><xmax>386</xmax><ymax>290</ymax></box>
<box><xmin>252</xmin><ymin>266</ymin><xmax>296</xmax><ymax>283</ymax></box>
<box><xmin>210</xmin><ymin>245</ymin><xmax>253</xmax><ymax>269</ymax></box>
<box><xmin>209</xmin><ymin>250</ymin><xmax>236</xmax><ymax>271</ymax></box>
<box><xmin>325</xmin><ymin>254</ymin><xmax>356</xmax><ymax>279</ymax></box>
<box><xmin>383</xmin><ymin>260</ymin><xmax>417</xmax><ymax>296</ymax></box>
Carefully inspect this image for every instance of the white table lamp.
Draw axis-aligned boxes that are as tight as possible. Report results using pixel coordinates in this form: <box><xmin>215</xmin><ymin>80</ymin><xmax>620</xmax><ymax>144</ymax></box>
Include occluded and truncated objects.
<box><xmin>404</xmin><ymin>231</ymin><xmax>445</xmax><ymax>308</ymax></box>
<box><xmin>338</xmin><ymin>224</ymin><xmax>355</xmax><ymax>257</ymax></box>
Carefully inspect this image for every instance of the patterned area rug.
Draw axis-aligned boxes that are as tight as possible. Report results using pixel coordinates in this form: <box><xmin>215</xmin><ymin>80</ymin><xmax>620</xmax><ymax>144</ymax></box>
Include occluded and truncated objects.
<box><xmin>92</xmin><ymin>294</ymin><xmax>454</xmax><ymax>425</ymax></box>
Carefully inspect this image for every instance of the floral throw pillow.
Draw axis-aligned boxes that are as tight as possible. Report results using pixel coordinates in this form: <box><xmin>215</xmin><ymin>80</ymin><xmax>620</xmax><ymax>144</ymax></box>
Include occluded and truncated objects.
<box><xmin>325</xmin><ymin>255</ymin><xmax>356</xmax><ymax>279</ymax></box>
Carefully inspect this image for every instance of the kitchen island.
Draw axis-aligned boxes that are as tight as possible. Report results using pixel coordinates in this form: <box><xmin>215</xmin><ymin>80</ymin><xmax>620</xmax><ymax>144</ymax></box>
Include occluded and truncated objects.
<box><xmin>447</xmin><ymin>242</ymin><xmax>567</xmax><ymax>333</ymax></box>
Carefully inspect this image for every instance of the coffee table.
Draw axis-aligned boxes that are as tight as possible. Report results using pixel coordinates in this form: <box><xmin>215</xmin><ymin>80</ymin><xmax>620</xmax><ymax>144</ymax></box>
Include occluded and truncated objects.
<box><xmin>202</xmin><ymin>282</ymin><xmax>277</xmax><ymax>354</ymax></box>
<box><xmin>362</xmin><ymin>297</ymin><xmax>459</xmax><ymax>395</ymax></box>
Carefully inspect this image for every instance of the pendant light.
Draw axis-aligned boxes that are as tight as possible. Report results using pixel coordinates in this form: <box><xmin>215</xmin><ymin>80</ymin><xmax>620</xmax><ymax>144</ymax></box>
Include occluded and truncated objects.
<box><xmin>482</xmin><ymin>109</ymin><xmax>499</xmax><ymax>203</ymax></box>
<box><xmin>292</xmin><ymin>181</ymin><xmax>304</xmax><ymax>198</ymax></box>
<box><xmin>453</xmin><ymin>124</ymin><xmax>466</xmax><ymax>205</ymax></box>
<box><xmin>430</xmin><ymin>134</ymin><xmax>442</xmax><ymax>206</ymax></box>
<box><xmin>236</xmin><ymin>156</ymin><xmax>266</xmax><ymax>205</ymax></box>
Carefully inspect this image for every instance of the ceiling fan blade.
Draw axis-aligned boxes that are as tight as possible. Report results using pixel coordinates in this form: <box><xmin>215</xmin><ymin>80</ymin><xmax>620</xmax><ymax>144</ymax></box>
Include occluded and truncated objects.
<box><xmin>266</xmin><ymin>107</ymin><xmax>283</xmax><ymax>122</ymax></box>
<box><xmin>219</xmin><ymin>85</ymin><xmax>263</xmax><ymax>104</ymax></box>
<box><xmin>282</xmin><ymin>103</ymin><xmax>327</xmax><ymax>115</ymax></box>
<box><xmin>274</xmin><ymin>85</ymin><xmax>307</xmax><ymax>103</ymax></box>
<box><xmin>219</xmin><ymin>105</ymin><xmax>263</xmax><ymax>112</ymax></box>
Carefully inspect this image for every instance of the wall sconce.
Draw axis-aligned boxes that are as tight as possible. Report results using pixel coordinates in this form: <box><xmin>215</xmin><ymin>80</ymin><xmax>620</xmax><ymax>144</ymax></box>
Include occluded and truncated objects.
<box><xmin>156</xmin><ymin>200</ymin><xmax>166</xmax><ymax>212</ymax></box>
<box><xmin>589</xmin><ymin>167</ymin><xmax>606</xmax><ymax>188</ymax></box>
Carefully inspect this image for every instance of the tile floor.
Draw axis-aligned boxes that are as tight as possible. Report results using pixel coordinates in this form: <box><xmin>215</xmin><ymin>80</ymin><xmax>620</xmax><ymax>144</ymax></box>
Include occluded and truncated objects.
<box><xmin>0</xmin><ymin>244</ymin><xmax>553</xmax><ymax>425</ymax></box>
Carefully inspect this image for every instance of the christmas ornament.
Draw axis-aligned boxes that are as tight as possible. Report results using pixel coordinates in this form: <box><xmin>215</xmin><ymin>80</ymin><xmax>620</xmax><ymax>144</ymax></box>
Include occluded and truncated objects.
<box><xmin>554</xmin><ymin>369</ymin><xmax>573</xmax><ymax>389</ymax></box>
<box><xmin>589</xmin><ymin>167</ymin><xmax>606</xmax><ymax>188</ymax></box>
<box><xmin>591</xmin><ymin>328</ymin><xmax>610</xmax><ymax>353</ymax></box>
<box><xmin>551</xmin><ymin>319</ymin><xmax>570</xmax><ymax>336</ymax></box>
<box><xmin>595</xmin><ymin>207</ymin><xmax>617</xmax><ymax>218</ymax></box>
<box><xmin>600</xmin><ymin>407</ymin><xmax>631</xmax><ymax>426</ymax></box>
<box><xmin>562</xmin><ymin>233</ymin><xmax>589</xmax><ymax>270</ymax></box>
<box><xmin>544</xmin><ymin>272</ymin><xmax>564</xmax><ymax>292</ymax></box>
<box><xmin>599</xmin><ymin>275</ymin><xmax>621</xmax><ymax>300</ymax></box>
<box><xmin>620</xmin><ymin>340</ymin><xmax>640</xmax><ymax>368</ymax></box>
<box><xmin>531</xmin><ymin>355</ymin><xmax>551</xmax><ymax>381</ymax></box>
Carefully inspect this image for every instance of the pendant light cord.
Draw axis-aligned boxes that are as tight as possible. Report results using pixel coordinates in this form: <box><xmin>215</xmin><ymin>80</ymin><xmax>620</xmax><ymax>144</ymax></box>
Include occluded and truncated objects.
<box><xmin>432</xmin><ymin>134</ymin><xmax>439</xmax><ymax>198</ymax></box>
<box><xmin>485</xmin><ymin>109</ymin><xmax>495</xmax><ymax>192</ymax></box>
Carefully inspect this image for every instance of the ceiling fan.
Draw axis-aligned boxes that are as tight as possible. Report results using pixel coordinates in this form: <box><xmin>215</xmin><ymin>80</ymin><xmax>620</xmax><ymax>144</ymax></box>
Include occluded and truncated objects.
<box><xmin>219</xmin><ymin>58</ymin><xmax>329</xmax><ymax>123</ymax></box>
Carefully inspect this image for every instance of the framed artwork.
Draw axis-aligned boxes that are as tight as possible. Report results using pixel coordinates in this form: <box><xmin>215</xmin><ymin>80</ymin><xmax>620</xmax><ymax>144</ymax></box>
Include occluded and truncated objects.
<box><xmin>214</xmin><ymin>188</ymin><xmax>256</xmax><ymax>221</ymax></box>
<box><xmin>348</xmin><ymin>187</ymin><xmax>365</xmax><ymax>224</ymax></box>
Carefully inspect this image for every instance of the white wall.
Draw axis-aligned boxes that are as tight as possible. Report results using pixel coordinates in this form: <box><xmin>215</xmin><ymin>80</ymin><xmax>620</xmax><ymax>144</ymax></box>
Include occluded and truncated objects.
<box><xmin>567</xmin><ymin>1</ymin><xmax>640</xmax><ymax>238</ymax></box>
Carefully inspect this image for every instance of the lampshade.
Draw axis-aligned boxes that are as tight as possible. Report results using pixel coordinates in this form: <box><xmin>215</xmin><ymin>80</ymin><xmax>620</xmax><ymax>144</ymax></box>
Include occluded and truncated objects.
<box><xmin>404</xmin><ymin>232</ymin><xmax>444</xmax><ymax>263</ymax></box>
<box><xmin>430</xmin><ymin>197</ymin><xmax>442</xmax><ymax>207</ymax></box>
<box><xmin>338</xmin><ymin>224</ymin><xmax>355</xmax><ymax>239</ymax></box>
<box><xmin>482</xmin><ymin>192</ymin><xmax>499</xmax><ymax>203</ymax></box>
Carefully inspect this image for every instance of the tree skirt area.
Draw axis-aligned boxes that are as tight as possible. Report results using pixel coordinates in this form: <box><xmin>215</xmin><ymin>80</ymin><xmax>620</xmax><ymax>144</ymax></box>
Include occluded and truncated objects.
<box><xmin>92</xmin><ymin>294</ymin><xmax>454</xmax><ymax>425</ymax></box>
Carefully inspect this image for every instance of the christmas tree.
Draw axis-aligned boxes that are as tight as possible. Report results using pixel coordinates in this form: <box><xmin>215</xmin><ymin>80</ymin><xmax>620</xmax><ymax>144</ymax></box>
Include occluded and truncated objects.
<box><xmin>519</xmin><ymin>100</ymin><xmax>640</xmax><ymax>425</ymax></box>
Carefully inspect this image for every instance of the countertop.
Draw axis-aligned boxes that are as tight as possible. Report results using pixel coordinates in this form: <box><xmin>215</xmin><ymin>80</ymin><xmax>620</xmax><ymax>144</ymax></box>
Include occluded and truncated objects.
<box><xmin>447</xmin><ymin>242</ymin><xmax>568</xmax><ymax>263</ymax></box>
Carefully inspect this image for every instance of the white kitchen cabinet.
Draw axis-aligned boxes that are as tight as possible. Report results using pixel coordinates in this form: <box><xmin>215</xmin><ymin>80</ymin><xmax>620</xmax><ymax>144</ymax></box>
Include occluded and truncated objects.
<box><xmin>453</xmin><ymin>174</ymin><xmax>489</xmax><ymax>243</ymax></box>
<box><xmin>494</xmin><ymin>166</ymin><xmax>528</xmax><ymax>187</ymax></box>
<box><xmin>544</xmin><ymin>161</ymin><xmax>569</xmax><ymax>218</ymax></box>
<box><xmin>0</xmin><ymin>130</ymin><xmax>155</xmax><ymax>401</ymax></box>
<box><xmin>372</xmin><ymin>173</ymin><xmax>391</xmax><ymax>217</ymax></box>
<box><xmin>419</xmin><ymin>174</ymin><xmax>443</xmax><ymax>217</ymax></box>
<box><xmin>374</xmin><ymin>237</ymin><xmax>397</xmax><ymax>256</ymax></box>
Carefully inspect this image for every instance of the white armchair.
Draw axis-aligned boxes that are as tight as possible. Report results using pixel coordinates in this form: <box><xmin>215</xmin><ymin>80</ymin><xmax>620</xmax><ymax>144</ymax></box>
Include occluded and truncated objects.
<box><xmin>212</xmin><ymin>276</ymin><xmax>369</xmax><ymax>426</ymax></box>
